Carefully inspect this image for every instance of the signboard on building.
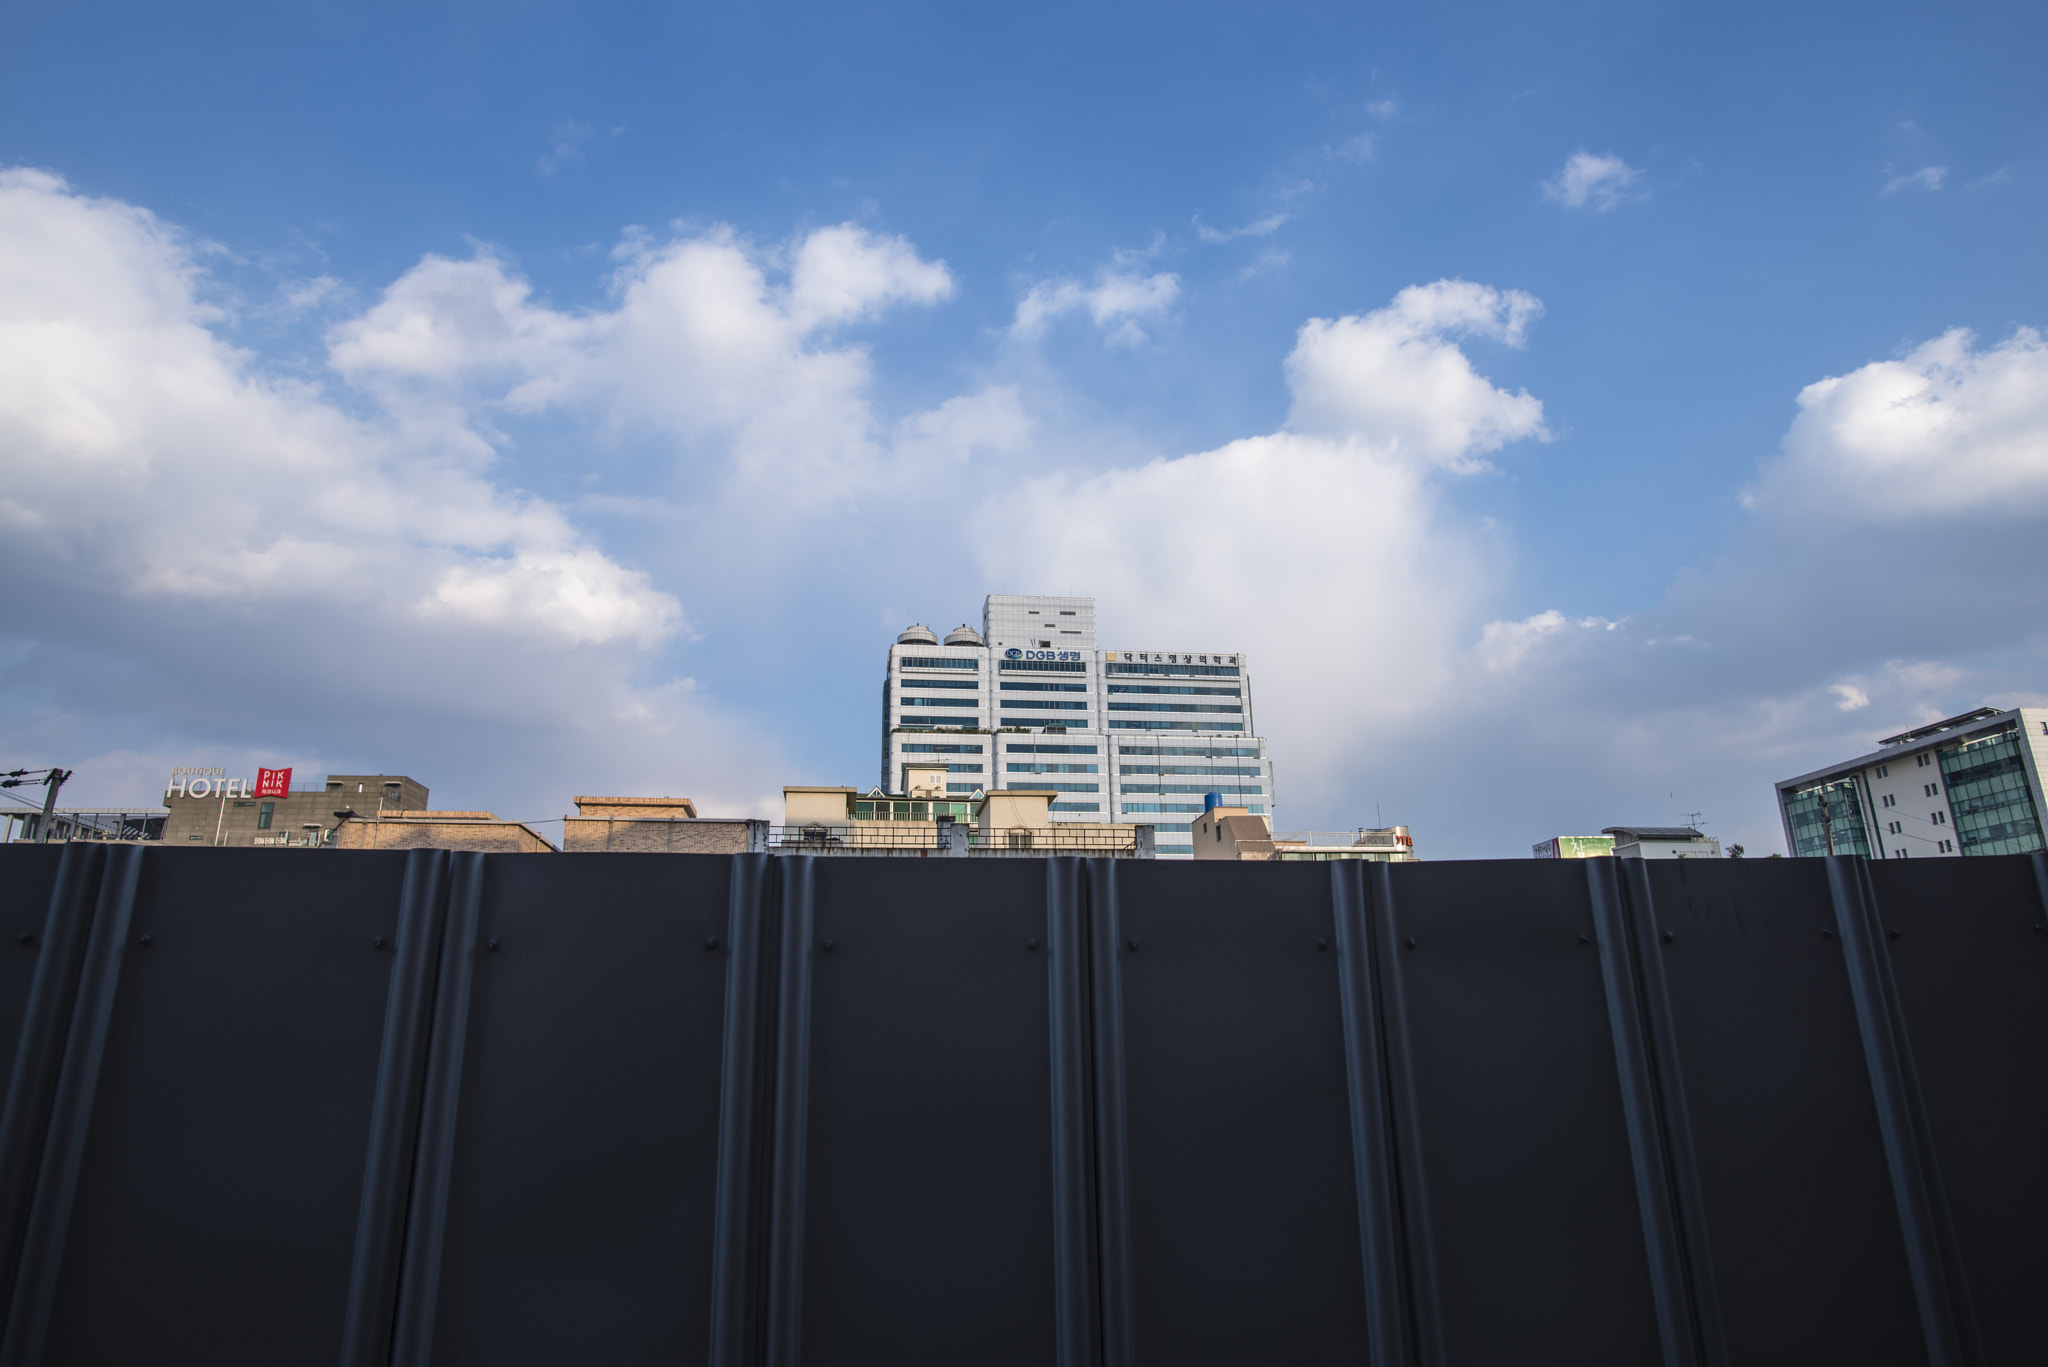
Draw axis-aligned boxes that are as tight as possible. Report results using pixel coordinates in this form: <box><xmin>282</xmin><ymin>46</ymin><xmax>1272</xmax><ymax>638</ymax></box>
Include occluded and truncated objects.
<box><xmin>256</xmin><ymin>767</ymin><xmax>292</xmax><ymax>798</ymax></box>
<box><xmin>165</xmin><ymin>767</ymin><xmax>251</xmax><ymax>799</ymax></box>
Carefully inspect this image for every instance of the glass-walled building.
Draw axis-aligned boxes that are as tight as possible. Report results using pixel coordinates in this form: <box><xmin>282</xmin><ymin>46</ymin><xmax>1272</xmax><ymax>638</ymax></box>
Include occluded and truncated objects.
<box><xmin>1774</xmin><ymin>706</ymin><xmax>2048</xmax><ymax>859</ymax></box>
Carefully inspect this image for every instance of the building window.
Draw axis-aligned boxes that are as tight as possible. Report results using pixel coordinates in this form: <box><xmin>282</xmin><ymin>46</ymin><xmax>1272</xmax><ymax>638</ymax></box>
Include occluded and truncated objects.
<box><xmin>1000</xmin><ymin>701</ymin><xmax>1090</xmax><ymax>711</ymax></box>
<box><xmin>1876</xmin><ymin>765</ymin><xmax>1890</xmax><ymax>778</ymax></box>
<box><xmin>1008</xmin><ymin>762</ymin><xmax>1098</xmax><ymax>774</ymax></box>
<box><xmin>1932</xmin><ymin>810</ymin><xmax>1945</xmax><ymax>825</ymax></box>
<box><xmin>999</xmin><ymin>660</ymin><xmax>1088</xmax><ymax>673</ymax></box>
<box><xmin>1049</xmin><ymin>802</ymin><xmax>1100</xmax><ymax>813</ymax></box>
<box><xmin>1108</xmin><ymin>702</ymin><xmax>1244</xmax><ymax>714</ymax></box>
<box><xmin>1118</xmin><ymin>745</ymin><xmax>1262</xmax><ymax>758</ymax></box>
<box><xmin>1109</xmin><ymin>720</ymin><xmax>1246</xmax><ymax>731</ymax></box>
<box><xmin>257</xmin><ymin>802</ymin><xmax>275</xmax><ymax>830</ymax></box>
<box><xmin>1936</xmin><ymin>726</ymin><xmax>2044</xmax><ymax>856</ymax></box>
<box><xmin>1119</xmin><ymin>765</ymin><xmax>1263</xmax><ymax>777</ymax></box>
<box><xmin>899</xmin><ymin>743</ymin><xmax>985</xmax><ymax>754</ymax></box>
<box><xmin>1006</xmin><ymin>830</ymin><xmax>1035</xmax><ymax>849</ymax></box>
<box><xmin>1783</xmin><ymin>780</ymin><xmax>1872</xmax><ymax>857</ymax></box>
<box><xmin>1009</xmin><ymin>782</ymin><xmax>1100</xmax><ymax>793</ymax></box>
<box><xmin>945</xmin><ymin>763</ymin><xmax>984</xmax><ymax>774</ymax></box>
<box><xmin>895</xmin><ymin>678</ymin><xmax>979</xmax><ymax>690</ymax></box>
<box><xmin>1006</xmin><ymin>744</ymin><xmax>1099</xmax><ymax>755</ymax></box>
<box><xmin>1000</xmin><ymin>681</ymin><xmax>1089</xmax><ymax>693</ymax></box>
<box><xmin>1916</xmin><ymin>753</ymin><xmax>1931</xmax><ymax>768</ymax></box>
<box><xmin>947</xmin><ymin>783</ymin><xmax>982</xmax><ymax>794</ymax></box>
<box><xmin>898</xmin><ymin>656</ymin><xmax>979</xmax><ymax>670</ymax></box>
<box><xmin>1108</xmin><ymin>684</ymin><xmax>1241</xmax><ymax>697</ymax></box>
<box><xmin>1881</xmin><ymin>793</ymin><xmax>1894</xmax><ymax>808</ymax></box>
<box><xmin>1106</xmin><ymin>663</ymin><xmax>1240</xmax><ymax>678</ymax></box>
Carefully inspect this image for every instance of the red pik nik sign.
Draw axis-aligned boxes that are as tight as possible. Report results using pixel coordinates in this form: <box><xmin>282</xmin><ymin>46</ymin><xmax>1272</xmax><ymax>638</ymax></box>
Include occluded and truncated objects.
<box><xmin>255</xmin><ymin>768</ymin><xmax>292</xmax><ymax>799</ymax></box>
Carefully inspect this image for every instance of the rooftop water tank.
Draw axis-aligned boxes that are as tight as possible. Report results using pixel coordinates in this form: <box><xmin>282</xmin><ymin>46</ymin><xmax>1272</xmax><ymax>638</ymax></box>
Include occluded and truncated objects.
<box><xmin>943</xmin><ymin>624</ymin><xmax>985</xmax><ymax>647</ymax></box>
<box><xmin>896</xmin><ymin>624</ymin><xmax>939</xmax><ymax>646</ymax></box>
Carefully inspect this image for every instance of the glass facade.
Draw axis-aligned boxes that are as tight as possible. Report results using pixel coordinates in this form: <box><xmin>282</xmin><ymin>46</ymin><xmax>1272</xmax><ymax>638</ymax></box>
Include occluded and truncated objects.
<box><xmin>1119</xmin><ymin>765</ymin><xmax>1262</xmax><ymax>776</ymax></box>
<box><xmin>1105</xmin><ymin>663</ymin><xmax>1239</xmax><ymax>677</ymax></box>
<box><xmin>1118</xmin><ymin>746</ymin><xmax>1262</xmax><ymax>758</ymax></box>
<box><xmin>1785</xmin><ymin>780</ymin><xmax>1872</xmax><ymax>857</ymax></box>
<box><xmin>1006</xmin><ymin>744</ymin><xmax>1098</xmax><ymax>754</ymax></box>
<box><xmin>1007</xmin><ymin>762</ymin><xmax>1099</xmax><ymax>774</ymax></box>
<box><xmin>1000</xmin><ymin>700</ymin><xmax>1089</xmax><ymax>711</ymax></box>
<box><xmin>1107</xmin><ymin>702</ymin><xmax>1243</xmax><ymax>713</ymax></box>
<box><xmin>1109</xmin><ymin>720</ymin><xmax>1245</xmax><ymax>731</ymax></box>
<box><xmin>853</xmin><ymin>800</ymin><xmax>974</xmax><ymax>821</ymax></box>
<box><xmin>1000</xmin><ymin>681</ymin><xmax>1089</xmax><ymax>692</ymax></box>
<box><xmin>999</xmin><ymin>659</ymin><xmax>1087</xmax><ymax>673</ymax></box>
<box><xmin>898</xmin><ymin>656</ymin><xmax>979</xmax><ymax>670</ymax></box>
<box><xmin>1049</xmin><ymin>802</ymin><xmax>1101</xmax><ymax>813</ymax></box>
<box><xmin>1938</xmin><ymin>728</ymin><xmax>2045</xmax><ymax>856</ymax></box>
<box><xmin>900</xmin><ymin>743</ymin><xmax>984</xmax><ymax>754</ymax></box>
<box><xmin>895</xmin><ymin>678</ymin><xmax>979</xmax><ymax>689</ymax></box>
<box><xmin>1122</xmin><ymin>784</ymin><xmax>1263</xmax><ymax>795</ymax></box>
<box><xmin>1107</xmin><ymin>684</ymin><xmax>1241</xmax><ymax>697</ymax></box>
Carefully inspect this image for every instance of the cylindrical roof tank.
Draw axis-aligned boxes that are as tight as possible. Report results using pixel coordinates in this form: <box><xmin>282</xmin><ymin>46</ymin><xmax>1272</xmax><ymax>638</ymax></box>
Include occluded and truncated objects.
<box><xmin>1204</xmin><ymin>792</ymin><xmax>1223</xmax><ymax>811</ymax></box>
<box><xmin>896</xmin><ymin>624</ymin><xmax>939</xmax><ymax>645</ymax></box>
<box><xmin>943</xmin><ymin>624</ymin><xmax>985</xmax><ymax>647</ymax></box>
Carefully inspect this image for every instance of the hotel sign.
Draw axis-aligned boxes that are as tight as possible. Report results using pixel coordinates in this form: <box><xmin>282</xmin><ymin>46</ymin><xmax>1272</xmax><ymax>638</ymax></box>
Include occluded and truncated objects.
<box><xmin>165</xmin><ymin>766</ymin><xmax>247</xmax><ymax>799</ymax></box>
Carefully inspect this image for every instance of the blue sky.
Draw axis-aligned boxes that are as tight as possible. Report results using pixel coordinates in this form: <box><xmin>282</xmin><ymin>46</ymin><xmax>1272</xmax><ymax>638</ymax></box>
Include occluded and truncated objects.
<box><xmin>3</xmin><ymin>1</ymin><xmax>2045</xmax><ymax>854</ymax></box>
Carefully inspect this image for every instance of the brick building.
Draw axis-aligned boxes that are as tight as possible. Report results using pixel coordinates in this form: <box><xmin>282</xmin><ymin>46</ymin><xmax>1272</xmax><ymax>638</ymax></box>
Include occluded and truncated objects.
<box><xmin>562</xmin><ymin>797</ymin><xmax>767</xmax><ymax>853</ymax></box>
<box><xmin>162</xmin><ymin>773</ymin><xmax>427</xmax><ymax>848</ymax></box>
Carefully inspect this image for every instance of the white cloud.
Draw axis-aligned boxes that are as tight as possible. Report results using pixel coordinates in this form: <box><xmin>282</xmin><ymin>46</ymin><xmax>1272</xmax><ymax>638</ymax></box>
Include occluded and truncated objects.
<box><xmin>1742</xmin><ymin>327</ymin><xmax>2048</xmax><ymax>520</ymax></box>
<box><xmin>0</xmin><ymin>167</ymin><xmax>781</xmax><ymax>818</ymax></box>
<box><xmin>1830</xmin><ymin>683</ymin><xmax>1870</xmax><ymax>711</ymax></box>
<box><xmin>980</xmin><ymin>281</ymin><xmax>1551</xmax><ymax>818</ymax></box>
<box><xmin>1543</xmin><ymin>151</ymin><xmax>1645</xmax><ymax>211</ymax></box>
<box><xmin>1882</xmin><ymin>166</ymin><xmax>1948</xmax><ymax>194</ymax></box>
<box><xmin>1283</xmin><ymin>280</ymin><xmax>1547</xmax><ymax>468</ymax></box>
<box><xmin>1012</xmin><ymin>265</ymin><xmax>1181</xmax><ymax>346</ymax></box>
<box><xmin>786</xmin><ymin>223</ymin><xmax>954</xmax><ymax>330</ymax></box>
<box><xmin>1479</xmin><ymin>610</ymin><xmax>1620</xmax><ymax>674</ymax></box>
<box><xmin>1193</xmin><ymin>212</ymin><xmax>1289</xmax><ymax>244</ymax></box>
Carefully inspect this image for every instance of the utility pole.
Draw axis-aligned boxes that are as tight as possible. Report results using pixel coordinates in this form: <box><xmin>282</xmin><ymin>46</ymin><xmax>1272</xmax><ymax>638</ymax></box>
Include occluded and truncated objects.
<box><xmin>35</xmin><ymin>768</ymin><xmax>71</xmax><ymax>844</ymax></box>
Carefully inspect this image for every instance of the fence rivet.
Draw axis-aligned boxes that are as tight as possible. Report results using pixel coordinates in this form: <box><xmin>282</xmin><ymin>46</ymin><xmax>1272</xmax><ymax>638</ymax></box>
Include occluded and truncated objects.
<box><xmin>373</xmin><ymin>937</ymin><xmax>387</xmax><ymax>949</ymax></box>
<box><xmin>1579</xmin><ymin>934</ymin><xmax>1589</xmax><ymax>944</ymax></box>
<box><xmin>1027</xmin><ymin>939</ymin><xmax>1040</xmax><ymax>950</ymax></box>
<box><xmin>1405</xmin><ymin>937</ymin><xmax>1416</xmax><ymax>949</ymax></box>
<box><xmin>1821</xmin><ymin>929</ymin><xmax>1834</xmax><ymax>939</ymax></box>
<box><xmin>15</xmin><ymin>933</ymin><xmax>30</xmax><ymax>946</ymax></box>
<box><xmin>822</xmin><ymin>940</ymin><xmax>835</xmax><ymax>952</ymax></box>
<box><xmin>705</xmin><ymin>937</ymin><xmax>720</xmax><ymax>950</ymax></box>
<box><xmin>1127</xmin><ymin>939</ymin><xmax>1140</xmax><ymax>952</ymax></box>
<box><xmin>138</xmin><ymin>934</ymin><xmax>153</xmax><ymax>947</ymax></box>
<box><xmin>1888</xmin><ymin>929</ymin><xmax>1902</xmax><ymax>940</ymax></box>
<box><xmin>1316</xmin><ymin>939</ymin><xmax>1328</xmax><ymax>950</ymax></box>
<box><xmin>1662</xmin><ymin>931</ymin><xmax>1675</xmax><ymax>944</ymax></box>
<box><xmin>487</xmin><ymin>939</ymin><xmax>501</xmax><ymax>952</ymax></box>
<box><xmin>2034</xmin><ymin>924</ymin><xmax>2044</xmax><ymax>932</ymax></box>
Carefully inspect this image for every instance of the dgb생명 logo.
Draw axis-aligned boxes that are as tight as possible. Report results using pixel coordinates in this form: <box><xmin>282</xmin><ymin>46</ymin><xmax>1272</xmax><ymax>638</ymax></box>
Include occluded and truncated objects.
<box><xmin>1004</xmin><ymin>648</ymin><xmax>1021</xmax><ymax>659</ymax></box>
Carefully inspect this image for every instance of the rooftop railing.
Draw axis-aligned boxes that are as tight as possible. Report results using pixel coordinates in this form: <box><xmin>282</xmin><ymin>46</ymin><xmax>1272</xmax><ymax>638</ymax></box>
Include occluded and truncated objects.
<box><xmin>767</xmin><ymin>824</ymin><xmax>1145</xmax><ymax>856</ymax></box>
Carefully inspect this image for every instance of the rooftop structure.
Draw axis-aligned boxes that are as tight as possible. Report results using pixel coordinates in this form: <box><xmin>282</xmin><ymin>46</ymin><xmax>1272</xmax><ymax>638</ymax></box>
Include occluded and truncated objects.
<box><xmin>1602</xmin><ymin>826</ymin><xmax>1723</xmax><ymax>859</ymax></box>
<box><xmin>1533</xmin><ymin>835</ymin><xmax>1617</xmax><ymax>859</ymax></box>
<box><xmin>780</xmin><ymin>775</ymin><xmax>1155</xmax><ymax>857</ymax></box>
<box><xmin>562</xmin><ymin>796</ymin><xmax>766</xmax><ymax>854</ymax></box>
<box><xmin>1193</xmin><ymin>798</ymin><xmax>1417</xmax><ymax>862</ymax></box>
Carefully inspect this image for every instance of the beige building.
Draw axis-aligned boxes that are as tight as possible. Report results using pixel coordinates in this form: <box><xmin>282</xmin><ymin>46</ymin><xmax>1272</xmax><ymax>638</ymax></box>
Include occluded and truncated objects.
<box><xmin>781</xmin><ymin>762</ymin><xmax>1154</xmax><ymax>856</ymax></box>
<box><xmin>332</xmin><ymin>811</ymin><xmax>557</xmax><ymax>853</ymax></box>
<box><xmin>162</xmin><ymin>772</ymin><xmax>428</xmax><ymax>848</ymax></box>
<box><xmin>1193</xmin><ymin>804</ymin><xmax>1417</xmax><ymax>863</ymax></box>
<box><xmin>562</xmin><ymin>796</ymin><xmax>767</xmax><ymax>854</ymax></box>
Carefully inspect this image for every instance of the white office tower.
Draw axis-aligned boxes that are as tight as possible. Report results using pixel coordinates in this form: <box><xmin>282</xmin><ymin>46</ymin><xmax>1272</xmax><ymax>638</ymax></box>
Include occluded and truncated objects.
<box><xmin>881</xmin><ymin>594</ymin><xmax>1276</xmax><ymax>858</ymax></box>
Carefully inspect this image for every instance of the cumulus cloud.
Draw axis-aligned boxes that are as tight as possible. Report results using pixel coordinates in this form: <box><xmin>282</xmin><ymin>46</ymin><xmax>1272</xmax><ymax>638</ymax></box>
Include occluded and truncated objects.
<box><xmin>0</xmin><ymin>167</ymin><xmax>779</xmax><ymax>817</ymax></box>
<box><xmin>1882</xmin><ymin>166</ymin><xmax>1948</xmax><ymax>194</ymax></box>
<box><xmin>1742</xmin><ymin>327</ymin><xmax>2048</xmax><ymax>520</ymax></box>
<box><xmin>1012</xmin><ymin>266</ymin><xmax>1181</xmax><ymax>347</ymax></box>
<box><xmin>1543</xmin><ymin>151</ymin><xmax>1645</xmax><ymax>211</ymax></box>
<box><xmin>1283</xmin><ymin>280</ymin><xmax>1547</xmax><ymax>467</ymax></box>
<box><xmin>980</xmin><ymin>280</ymin><xmax>1551</xmax><ymax>818</ymax></box>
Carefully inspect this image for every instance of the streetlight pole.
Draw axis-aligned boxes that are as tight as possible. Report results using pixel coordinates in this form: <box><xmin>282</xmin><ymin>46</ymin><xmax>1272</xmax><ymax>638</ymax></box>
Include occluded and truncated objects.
<box><xmin>35</xmin><ymin>769</ymin><xmax>71</xmax><ymax>844</ymax></box>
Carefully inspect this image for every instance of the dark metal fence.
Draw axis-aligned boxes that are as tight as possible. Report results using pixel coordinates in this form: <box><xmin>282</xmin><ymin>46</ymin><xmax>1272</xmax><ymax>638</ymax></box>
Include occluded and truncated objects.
<box><xmin>0</xmin><ymin>844</ymin><xmax>2042</xmax><ymax>1366</ymax></box>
